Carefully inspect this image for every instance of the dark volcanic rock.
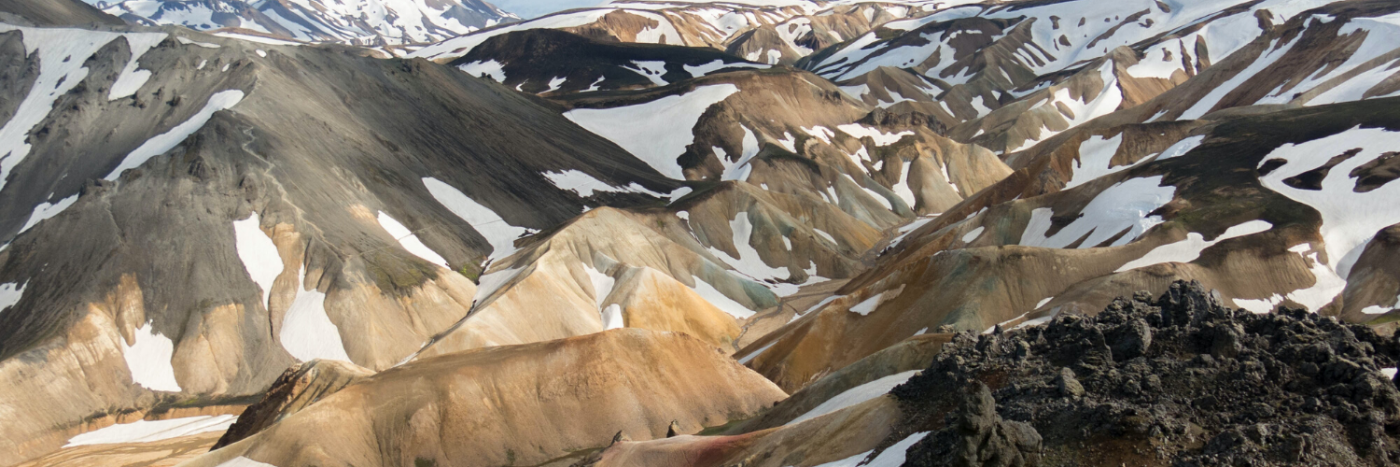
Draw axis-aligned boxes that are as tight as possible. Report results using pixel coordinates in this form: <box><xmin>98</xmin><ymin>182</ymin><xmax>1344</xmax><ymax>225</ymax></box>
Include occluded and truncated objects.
<box><xmin>908</xmin><ymin>380</ymin><xmax>1042</xmax><ymax>467</ymax></box>
<box><xmin>895</xmin><ymin>280</ymin><xmax>1400</xmax><ymax>466</ymax></box>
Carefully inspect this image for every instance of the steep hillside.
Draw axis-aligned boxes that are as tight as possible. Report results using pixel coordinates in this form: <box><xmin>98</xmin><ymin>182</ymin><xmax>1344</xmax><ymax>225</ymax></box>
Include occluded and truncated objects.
<box><xmin>0</xmin><ymin>23</ymin><xmax>684</xmax><ymax>464</ymax></box>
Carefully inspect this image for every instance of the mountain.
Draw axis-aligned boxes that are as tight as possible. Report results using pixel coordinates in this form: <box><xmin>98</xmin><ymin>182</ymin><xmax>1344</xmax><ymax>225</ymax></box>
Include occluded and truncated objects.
<box><xmin>95</xmin><ymin>0</ymin><xmax>519</xmax><ymax>48</ymax></box>
<box><xmin>5</xmin><ymin>0</ymin><xmax>1400</xmax><ymax>465</ymax></box>
<box><xmin>412</xmin><ymin>0</ymin><xmax>941</xmax><ymax>65</ymax></box>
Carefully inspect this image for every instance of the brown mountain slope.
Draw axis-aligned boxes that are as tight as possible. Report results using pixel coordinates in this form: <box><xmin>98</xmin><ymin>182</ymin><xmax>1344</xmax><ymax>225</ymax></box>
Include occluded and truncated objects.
<box><xmin>181</xmin><ymin>329</ymin><xmax>787</xmax><ymax>467</ymax></box>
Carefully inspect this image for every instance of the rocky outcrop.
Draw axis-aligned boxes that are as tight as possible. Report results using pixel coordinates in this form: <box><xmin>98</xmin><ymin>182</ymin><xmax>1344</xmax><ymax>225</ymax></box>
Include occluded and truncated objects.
<box><xmin>893</xmin><ymin>281</ymin><xmax>1400</xmax><ymax>466</ymax></box>
<box><xmin>212</xmin><ymin>359</ymin><xmax>373</xmax><ymax>449</ymax></box>
<box><xmin>907</xmin><ymin>381</ymin><xmax>1042</xmax><ymax>467</ymax></box>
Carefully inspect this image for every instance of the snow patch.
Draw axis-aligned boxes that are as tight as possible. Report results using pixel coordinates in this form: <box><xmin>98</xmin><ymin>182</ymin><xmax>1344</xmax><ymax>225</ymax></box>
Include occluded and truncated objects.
<box><xmin>279</xmin><ymin>267</ymin><xmax>352</xmax><ymax>363</ymax></box>
<box><xmin>106</xmin><ymin>90</ymin><xmax>245</xmax><ymax>180</ymax></box>
<box><xmin>377</xmin><ymin>212</ymin><xmax>448</xmax><ymax>268</ymax></box>
<box><xmin>837</xmin><ymin>124</ymin><xmax>913</xmax><ymax>146</ymax></box>
<box><xmin>0</xmin><ymin>281</ymin><xmax>23</xmax><ymax>314</ymax></box>
<box><xmin>1066</xmin><ymin>134</ymin><xmax>1127</xmax><ymax>189</ymax></box>
<box><xmin>458</xmin><ymin>60</ymin><xmax>506</xmax><ymax>82</ymax></box>
<box><xmin>1115</xmin><ymin>220</ymin><xmax>1274</xmax><ymax>272</ymax></box>
<box><xmin>65</xmin><ymin>415</ymin><xmax>235</xmax><ymax>447</ymax></box>
<box><xmin>233</xmin><ymin>213</ymin><xmax>281</xmax><ymax>309</ymax></box>
<box><xmin>786</xmin><ymin>370</ymin><xmax>921</xmax><ymax>426</ymax></box>
<box><xmin>564</xmin><ymin>84</ymin><xmax>740</xmax><ymax>180</ymax></box>
<box><xmin>962</xmin><ymin>226</ymin><xmax>985</xmax><ymax>243</ymax></box>
<box><xmin>1020</xmin><ymin>176</ymin><xmax>1175</xmax><ymax>249</ymax></box>
<box><xmin>18</xmin><ymin>194</ymin><xmax>77</xmax><ymax>234</ymax></box>
<box><xmin>811</xmin><ymin>431</ymin><xmax>930</xmax><ymax>467</ymax></box>
<box><xmin>423</xmin><ymin>177</ymin><xmax>529</xmax><ymax>261</ymax></box>
<box><xmin>543</xmin><ymin>169</ymin><xmax>665</xmax><ymax>198</ymax></box>
<box><xmin>690</xmin><ymin>278</ymin><xmax>754</xmax><ymax>319</ymax></box>
<box><xmin>684</xmin><ymin>59</ymin><xmax>768</xmax><ymax>77</ymax></box>
<box><xmin>122</xmin><ymin>322</ymin><xmax>182</xmax><ymax>392</ymax></box>
<box><xmin>109</xmin><ymin>33</ymin><xmax>169</xmax><ymax>100</ymax></box>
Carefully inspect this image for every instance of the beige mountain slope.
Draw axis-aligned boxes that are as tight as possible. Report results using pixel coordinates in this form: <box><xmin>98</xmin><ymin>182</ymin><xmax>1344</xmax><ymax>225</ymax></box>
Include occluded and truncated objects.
<box><xmin>15</xmin><ymin>431</ymin><xmax>225</xmax><ymax>467</ymax></box>
<box><xmin>554</xmin><ymin>68</ymin><xmax>1012</xmax><ymax>221</ymax></box>
<box><xmin>181</xmin><ymin>329</ymin><xmax>786</xmax><ymax>467</ymax></box>
<box><xmin>413</xmin><ymin>181</ymin><xmax>884</xmax><ymax>359</ymax></box>
<box><xmin>574</xmin><ymin>335</ymin><xmax>958</xmax><ymax>467</ymax></box>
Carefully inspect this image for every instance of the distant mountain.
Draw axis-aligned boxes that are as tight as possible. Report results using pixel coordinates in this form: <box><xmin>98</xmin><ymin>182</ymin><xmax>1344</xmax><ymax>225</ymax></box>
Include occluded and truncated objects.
<box><xmin>94</xmin><ymin>0</ymin><xmax>519</xmax><ymax>47</ymax></box>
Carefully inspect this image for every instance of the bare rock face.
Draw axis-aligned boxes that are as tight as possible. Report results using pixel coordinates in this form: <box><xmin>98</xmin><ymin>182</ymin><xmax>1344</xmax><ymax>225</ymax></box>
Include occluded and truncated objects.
<box><xmin>907</xmin><ymin>381</ymin><xmax>1042</xmax><ymax>467</ymax></box>
<box><xmin>893</xmin><ymin>280</ymin><xmax>1400</xmax><ymax>466</ymax></box>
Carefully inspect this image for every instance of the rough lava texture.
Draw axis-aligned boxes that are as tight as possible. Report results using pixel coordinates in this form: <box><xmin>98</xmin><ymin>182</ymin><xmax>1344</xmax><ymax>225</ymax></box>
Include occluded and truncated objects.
<box><xmin>893</xmin><ymin>281</ymin><xmax>1400</xmax><ymax>466</ymax></box>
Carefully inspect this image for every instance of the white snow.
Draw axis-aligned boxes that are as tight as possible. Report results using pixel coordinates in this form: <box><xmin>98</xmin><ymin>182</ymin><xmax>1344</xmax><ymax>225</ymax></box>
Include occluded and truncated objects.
<box><xmin>1066</xmin><ymin>134</ymin><xmax>1126</xmax><ymax>189</ymax></box>
<box><xmin>786</xmin><ymin>370</ymin><xmax>921</xmax><ymax>426</ymax></box>
<box><xmin>1257</xmin><ymin>127</ymin><xmax>1400</xmax><ymax>309</ymax></box>
<box><xmin>584</xmin><ymin>263</ymin><xmax>616</xmax><ymax>309</ymax></box>
<box><xmin>715</xmin><ymin>130</ymin><xmax>760</xmax><ymax>182</ymax></box>
<box><xmin>175</xmin><ymin>36</ymin><xmax>220</xmax><ymax>48</ymax></box>
<box><xmin>106</xmin><ymin>90</ymin><xmax>245</xmax><ymax>180</ymax></box>
<box><xmin>1383</xmin><ymin>368</ymin><xmax>1398</xmax><ymax>379</ymax></box>
<box><xmin>64</xmin><ymin>415</ymin><xmax>236</xmax><ymax>447</ymax></box>
<box><xmin>255</xmin><ymin>49</ymin><xmax>267</xmax><ymax>57</ymax></box>
<box><xmin>1180</xmin><ymin>38</ymin><xmax>1296</xmax><ymax>120</ymax></box>
<box><xmin>0</xmin><ymin>282</ymin><xmax>23</xmax><ymax>314</ymax></box>
<box><xmin>625</xmin><ymin>60</ymin><xmax>669</xmax><ymax>86</ymax></box>
<box><xmin>1125</xmin><ymin>47</ymin><xmax>1182</xmax><ymax>79</ymax></box>
<box><xmin>736</xmin><ymin>340</ymin><xmax>776</xmax><ymax>365</ymax></box>
<box><xmin>423</xmin><ymin>177</ymin><xmax>530</xmax><ymax>261</ymax></box>
<box><xmin>215</xmin><ymin>458</ymin><xmax>277</xmax><ymax>467</ymax></box>
<box><xmin>814</xmin><ymin>229</ymin><xmax>837</xmax><ymax>245</ymax></box>
<box><xmin>377</xmin><ymin>212</ymin><xmax>448</xmax><ymax>268</ymax></box>
<box><xmin>545</xmin><ymin>76</ymin><xmax>567</xmax><ymax>93</ymax></box>
<box><xmin>810</xmin><ymin>431</ymin><xmax>930</xmax><ymax>467</ymax></box>
<box><xmin>690</xmin><ymin>277</ymin><xmax>755</xmax><ymax>319</ymax></box>
<box><xmin>836</xmin><ymin>124</ymin><xmax>913</xmax><ymax>146</ymax></box>
<box><xmin>600</xmin><ymin>304</ymin><xmax>625</xmax><ymax>330</ymax></box>
<box><xmin>1020</xmin><ymin>176</ymin><xmax>1175</xmax><ymax>249</ymax></box>
<box><xmin>1115</xmin><ymin>220</ymin><xmax>1274</xmax><ymax>272</ymax></box>
<box><xmin>542</xmin><ymin>170</ymin><xmax>665</xmax><ymax>198</ymax></box>
<box><xmin>683</xmin><ymin>59</ymin><xmax>768</xmax><ymax>77</ymax></box>
<box><xmin>458</xmin><ymin>60</ymin><xmax>507</xmax><ymax>82</ymax></box>
<box><xmin>122</xmin><ymin>322</ymin><xmax>182</xmax><ymax>392</ymax></box>
<box><xmin>708</xmin><ymin>213</ymin><xmax>790</xmax><ymax>282</ymax></box>
<box><xmin>800</xmin><ymin>295</ymin><xmax>842</xmax><ymax>318</ymax></box>
<box><xmin>961</xmin><ymin>226</ymin><xmax>985</xmax><ymax>243</ymax></box>
<box><xmin>108</xmin><ymin>33</ymin><xmax>169</xmax><ymax>100</ymax></box>
<box><xmin>233</xmin><ymin>213</ymin><xmax>282</xmax><ymax>309</ymax></box>
<box><xmin>1362</xmin><ymin>296</ymin><xmax>1400</xmax><ymax>315</ymax></box>
<box><xmin>473</xmin><ymin>265</ymin><xmax>525</xmax><ymax>303</ymax></box>
<box><xmin>1156</xmin><ymin>135</ymin><xmax>1205</xmax><ymax>160</ymax></box>
<box><xmin>564</xmin><ymin>84</ymin><xmax>740</xmax><ymax>180</ymax></box>
<box><xmin>1036</xmin><ymin>296</ymin><xmax>1054</xmax><ymax>309</ymax></box>
<box><xmin>1285</xmin><ymin>244</ymin><xmax>1348</xmax><ymax>312</ymax></box>
<box><xmin>18</xmin><ymin>194</ymin><xmax>77</xmax><ymax>234</ymax></box>
<box><xmin>279</xmin><ymin>267</ymin><xmax>352</xmax><ymax>363</ymax></box>
<box><xmin>850</xmin><ymin>293</ymin><xmax>883</xmax><ymax>316</ymax></box>
<box><xmin>1234</xmin><ymin>294</ymin><xmax>1284</xmax><ymax>314</ymax></box>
